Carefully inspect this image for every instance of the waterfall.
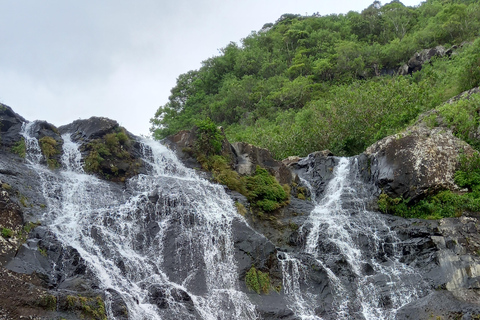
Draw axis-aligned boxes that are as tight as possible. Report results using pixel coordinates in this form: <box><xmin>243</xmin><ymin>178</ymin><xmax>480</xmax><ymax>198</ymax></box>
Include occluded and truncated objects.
<box><xmin>21</xmin><ymin>122</ymin><xmax>258</xmax><ymax>320</ymax></box>
<box><xmin>282</xmin><ymin>157</ymin><xmax>426</xmax><ymax>320</ymax></box>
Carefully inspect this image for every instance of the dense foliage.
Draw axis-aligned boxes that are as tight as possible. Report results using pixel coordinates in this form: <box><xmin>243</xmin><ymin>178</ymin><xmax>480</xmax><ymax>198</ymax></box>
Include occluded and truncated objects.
<box><xmin>193</xmin><ymin>120</ymin><xmax>290</xmax><ymax>212</ymax></box>
<box><xmin>151</xmin><ymin>0</ymin><xmax>480</xmax><ymax>158</ymax></box>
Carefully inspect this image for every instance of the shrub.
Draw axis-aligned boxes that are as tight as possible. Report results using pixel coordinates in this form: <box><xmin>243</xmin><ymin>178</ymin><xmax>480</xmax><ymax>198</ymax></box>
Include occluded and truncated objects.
<box><xmin>195</xmin><ymin>118</ymin><xmax>224</xmax><ymax>156</ymax></box>
<box><xmin>245</xmin><ymin>166</ymin><xmax>289</xmax><ymax>211</ymax></box>
<box><xmin>1</xmin><ymin>227</ymin><xmax>13</xmax><ymax>238</ymax></box>
<box><xmin>11</xmin><ymin>138</ymin><xmax>26</xmax><ymax>158</ymax></box>
<box><xmin>245</xmin><ymin>266</ymin><xmax>271</xmax><ymax>294</ymax></box>
<box><xmin>39</xmin><ymin>136</ymin><xmax>59</xmax><ymax>169</ymax></box>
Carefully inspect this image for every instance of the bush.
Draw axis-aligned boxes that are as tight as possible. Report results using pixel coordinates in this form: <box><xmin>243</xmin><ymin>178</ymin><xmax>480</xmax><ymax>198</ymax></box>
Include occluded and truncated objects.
<box><xmin>11</xmin><ymin>138</ymin><xmax>26</xmax><ymax>158</ymax></box>
<box><xmin>245</xmin><ymin>266</ymin><xmax>271</xmax><ymax>294</ymax></box>
<box><xmin>39</xmin><ymin>136</ymin><xmax>59</xmax><ymax>169</ymax></box>
<box><xmin>195</xmin><ymin>118</ymin><xmax>224</xmax><ymax>156</ymax></box>
<box><xmin>245</xmin><ymin>166</ymin><xmax>289</xmax><ymax>212</ymax></box>
<box><xmin>1</xmin><ymin>227</ymin><xmax>13</xmax><ymax>238</ymax></box>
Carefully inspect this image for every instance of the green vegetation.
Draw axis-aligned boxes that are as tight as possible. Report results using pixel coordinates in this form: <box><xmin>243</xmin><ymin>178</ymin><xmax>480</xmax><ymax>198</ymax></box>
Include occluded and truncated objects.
<box><xmin>84</xmin><ymin>127</ymin><xmax>134</xmax><ymax>179</ymax></box>
<box><xmin>65</xmin><ymin>295</ymin><xmax>107</xmax><ymax>320</ymax></box>
<box><xmin>17</xmin><ymin>221</ymin><xmax>41</xmax><ymax>244</ymax></box>
<box><xmin>245</xmin><ymin>166</ymin><xmax>289</xmax><ymax>211</ymax></box>
<box><xmin>39</xmin><ymin>136</ymin><xmax>59</xmax><ymax>169</ymax></box>
<box><xmin>193</xmin><ymin>119</ymin><xmax>289</xmax><ymax>212</ymax></box>
<box><xmin>151</xmin><ymin>0</ymin><xmax>480</xmax><ymax>158</ymax></box>
<box><xmin>435</xmin><ymin>93</ymin><xmax>480</xmax><ymax>149</ymax></box>
<box><xmin>1</xmin><ymin>227</ymin><xmax>13</xmax><ymax>238</ymax></box>
<box><xmin>11</xmin><ymin>138</ymin><xmax>26</xmax><ymax>158</ymax></box>
<box><xmin>245</xmin><ymin>266</ymin><xmax>271</xmax><ymax>294</ymax></box>
<box><xmin>38</xmin><ymin>294</ymin><xmax>57</xmax><ymax>311</ymax></box>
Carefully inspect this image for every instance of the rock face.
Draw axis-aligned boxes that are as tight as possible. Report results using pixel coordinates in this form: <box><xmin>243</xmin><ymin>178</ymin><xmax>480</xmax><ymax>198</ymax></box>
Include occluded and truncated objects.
<box><xmin>232</xmin><ymin>142</ymin><xmax>293</xmax><ymax>185</ymax></box>
<box><xmin>0</xmin><ymin>104</ymin><xmax>26</xmax><ymax>148</ymax></box>
<box><xmin>366</xmin><ymin>125</ymin><xmax>473</xmax><ymax>202</ymax></box>
<box><xmin>1</xmin><ymin>101</ymin><xmax>480</xmax><ymax>319</ymax></box>
<box><xmin>398</xmin><ymin>45</ymin><xmax>448</xmax><ymax>75</ymax></box>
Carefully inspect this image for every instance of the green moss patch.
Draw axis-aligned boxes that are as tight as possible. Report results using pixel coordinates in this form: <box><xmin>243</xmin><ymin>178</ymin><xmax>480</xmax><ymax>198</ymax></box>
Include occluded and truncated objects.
<box><xmin>39</xmin><ymin>136</ymin><xmax>60</xmax><ymax>169</ymax></box>
<box><xmin>194</xmin><ymin>120</ymin><xmax>290</xmax><ymax>213</ymax></box>
<box><xmin>83</xmin><ymin>127</ymin><xmax>138</xmax><ymax>181</ymax></box>
<box><xmin>65</xmin><ymin>295</ymin><xmax>107</xmax><ymax>320</ymax></box>
<box><xmin>245</xmin><ymin>266</ymin><xmax>271</xmax><ymax>295</ymax></box>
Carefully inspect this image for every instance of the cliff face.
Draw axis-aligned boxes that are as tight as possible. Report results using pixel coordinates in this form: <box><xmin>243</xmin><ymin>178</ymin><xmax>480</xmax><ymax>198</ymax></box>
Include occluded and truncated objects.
<box><xmin>1</xmin><ymin>100</ymin><xmax>480</xmax><ymax>319</ymax></box>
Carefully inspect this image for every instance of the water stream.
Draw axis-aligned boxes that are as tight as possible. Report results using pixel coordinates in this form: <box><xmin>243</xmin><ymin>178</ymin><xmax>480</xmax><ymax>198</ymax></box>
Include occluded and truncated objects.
<box><xmin>21</xmin><ymin>122</ymin><xmax>257</xmax><ymax>319</ymax></box>
<box><xmin>20</xmin><ymin>121</ymin><xmax>427</xmax><ymax>319</ymax></box>
<box><xmin>281</xmin><ymin>157</ymin><xmax>425</xmax><ymax>320</ymax></box>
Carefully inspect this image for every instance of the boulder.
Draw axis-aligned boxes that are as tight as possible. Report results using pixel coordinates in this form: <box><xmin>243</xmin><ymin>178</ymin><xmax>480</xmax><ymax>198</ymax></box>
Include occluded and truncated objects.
<box><xmin>60</xmin><ymin>117</ymin><xmax>147</xmax><ymax>181</ymax></box>
<box><xmin>0</xmin><ymin>103</ymin><xmax>27</xmax><ymax>149</ymax></box>
<box><xmin>366</xmin><ymin>125</ymin><xmax>473</xmax><ymax>202</ymax></box>
<box><xmin>398</xmin><ymin>45</ymin><xmax>447</xmax><ymax>75</ymax></box>
<box><xmin>59</xmin><ymin>116</ymin><xmax>119</xmax><ymax>142</ymax></box>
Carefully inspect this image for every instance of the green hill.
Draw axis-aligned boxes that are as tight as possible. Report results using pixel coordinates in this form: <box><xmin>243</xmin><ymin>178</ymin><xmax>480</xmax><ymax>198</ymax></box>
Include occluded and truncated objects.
<box><xmin>150</xmin><ymin>0</ymin><xmax>480</xmax><ymax>158</ymax></box>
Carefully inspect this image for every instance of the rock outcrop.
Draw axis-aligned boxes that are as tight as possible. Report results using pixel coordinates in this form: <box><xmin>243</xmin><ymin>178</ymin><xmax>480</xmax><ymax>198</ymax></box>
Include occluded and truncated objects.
<box><xmin>398</xmin><ymin>45</ymin><xmax>451</xmax><ymax>75</ymax></box>
<box><xmin>366</xmin><ymin>125</ymin><xmax>473</xmax><ymax>202</ymax></box>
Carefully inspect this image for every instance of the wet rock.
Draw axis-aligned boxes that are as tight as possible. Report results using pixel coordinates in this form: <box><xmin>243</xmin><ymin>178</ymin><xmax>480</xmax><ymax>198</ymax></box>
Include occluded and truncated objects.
<box><xmin>289</xmin><ymin>150</ymin><xmax>335</xmax><ymax>200</ymax></box>
<box><xmin>59</xmin><ymin>116</ymin><xmax>119</xmax><ymax>142</ymax></box>
<box><xmin>148</xmin><ymin>284</ymin><xmax>198</xmax><ymax>316</ymax></box>
<box><xmin>0</xmin><ymin>103</ymin><xmax>27</xmax><ymax>149</ymax></box>
<box><xmin>396</xmin><ymin>291</ymin><xmax>480</xmax><ymax>320</ymax></box>
<box><xmin>60</xmin><ymin>117</ymin><xmax>147</xmax><ymax>181</ymax></box>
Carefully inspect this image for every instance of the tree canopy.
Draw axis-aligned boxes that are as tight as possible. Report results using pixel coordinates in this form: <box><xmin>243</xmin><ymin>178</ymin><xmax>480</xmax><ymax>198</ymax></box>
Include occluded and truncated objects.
<box><xmin>151</xmin><ymin>0</ymin><xmax>480</xmax><ymax>158</ymax></box>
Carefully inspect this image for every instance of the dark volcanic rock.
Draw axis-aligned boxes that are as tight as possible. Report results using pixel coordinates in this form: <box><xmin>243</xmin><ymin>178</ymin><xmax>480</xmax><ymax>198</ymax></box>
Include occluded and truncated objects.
<box><xmin>0</xmin><ymin>103</ymin><xmax>26</xmax><ymax>149</ymax></box>
<box><xmin>59</xmin><ymin>116</ymin><xmax>119</xmax><ymax>142</ymax></box>
<box><xmin>60</xmin><ymin>117</ymin><xmax>147</xmax><ymax>180</ymax></box>
<box><xmin>398</xmin><ymin>45</ymin><xmax>448</xmax><ymax>75</ymax></box>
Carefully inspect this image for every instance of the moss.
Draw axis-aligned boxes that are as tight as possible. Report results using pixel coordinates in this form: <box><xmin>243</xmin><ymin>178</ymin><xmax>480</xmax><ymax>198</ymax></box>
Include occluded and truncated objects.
<box><xmin>245</xmin><ymin>266</ymin><xmax>271</xmax><ymax>294</ymax></box>
<box><xmin>39</xmin><ymin>136</ymin><xmax>59</xmax><ymax>169</ymax></box>
<box><xmin>245</xmin><ymin>166</ymin><xmax>289</xmax><ymax>212</ymax></box>
<box><xmin>1</xmin><ymin>183</ymin><xmax>11</xmax><ymax>191</ymax></box>
<box><xmin>1</xmin><ymin>227</ymin><xmax>13</xmax><ymax>238</ymax></box>
<box><xmin>11</xmin><ymin>138</ymin><xmax>26</xmax><ymax>158</ymax></box>
<box><xmin>38</xmin><ymin>246</ymin><xmax>47</xmax><ymax>257</ymax></box>
<box><xmin>19</xmin><ymin>194</ymin><xmax>28</xmax><ymax>207</ymax></box>
<box><xmin>195</xmin><ymin>118</ymin><xmax>224</xmax><ymax>156</ymax></box>
<box><xmin>65</xmin><ymin>295</ymin><xmax>107</xmax><ymax>320</ymax></box>
<box><xmin>289</xmin><ymin>221</ymin><xmax>299</xmax><ymax>231</ymax></box>
<box><xmin>235</xmin><ymin>202</ymin><xmax>247</xmax><ymax>216</ymax></box>
<box><xmin>377</xmin><ymin>190</ymin><xmax>480</xmax><ymax>219</ymax></box>
<box><xmin>83</xmin><ymin>128</ymin><xmax>133</xmax><ymax>180</ymax></box>
<box><xmin>38</xmin><ymin>294</ymin><xmax>57</xmax><ymax>311</ymax></box>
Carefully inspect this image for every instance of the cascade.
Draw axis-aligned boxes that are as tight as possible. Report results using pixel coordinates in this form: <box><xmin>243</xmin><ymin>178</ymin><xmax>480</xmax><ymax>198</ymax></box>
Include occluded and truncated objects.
<box><xmin>281</xmin><ymin>157</ymin><xmax>427</xmax><ymax>320</ymax></box>
<box><xmin>21</xmin><ymin>122</ymin><xmax>258</xmax><ymax>320</ymax></box>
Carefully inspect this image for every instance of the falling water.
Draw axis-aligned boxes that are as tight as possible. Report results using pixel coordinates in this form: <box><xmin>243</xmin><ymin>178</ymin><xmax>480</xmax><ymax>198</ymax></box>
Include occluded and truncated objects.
<box><xmin>21</xmin><ymin>123</ymin><xmax>258</xmax><ymax>319</ymax></box>
<box><xmin>282</xmin><ymin>157</ymin><xmax>425</xmax><ymax>320</ymax></box>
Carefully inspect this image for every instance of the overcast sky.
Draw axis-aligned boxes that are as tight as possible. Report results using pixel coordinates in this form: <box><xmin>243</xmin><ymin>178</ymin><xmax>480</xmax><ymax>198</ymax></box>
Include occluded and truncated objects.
<box><xmin>0</xmin><ymin>0</ymin><xmax>423</xmax><ymax>136</ymax></box>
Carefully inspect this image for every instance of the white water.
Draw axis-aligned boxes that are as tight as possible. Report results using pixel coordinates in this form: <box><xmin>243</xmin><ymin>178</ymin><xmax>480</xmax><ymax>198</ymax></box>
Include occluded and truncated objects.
<box><xmin>282</xmin><ymin>157</ymin><xmax>425</xmax><ymax>320</ymax></box>
<box><xmin>21</xmin><ymin>123</ymin><xmax>258</xmax><ymax>320</ymax></box>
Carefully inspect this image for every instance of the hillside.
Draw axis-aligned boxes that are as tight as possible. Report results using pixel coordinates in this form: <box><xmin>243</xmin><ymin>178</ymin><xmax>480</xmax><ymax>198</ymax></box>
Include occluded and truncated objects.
<box><xmin>150</xmin><ymin>0</ymin><xmax>480</xmax><ymax>158</ymax></box>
